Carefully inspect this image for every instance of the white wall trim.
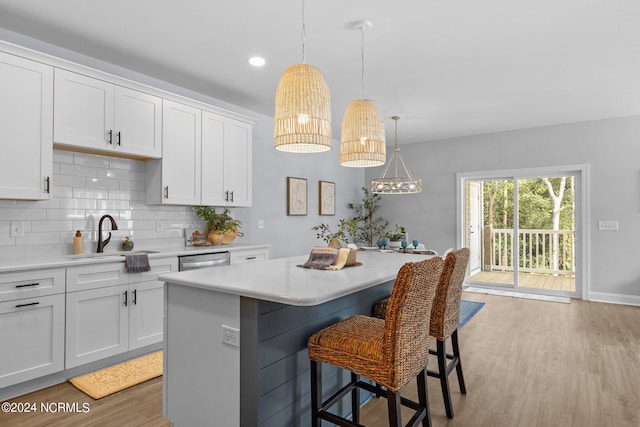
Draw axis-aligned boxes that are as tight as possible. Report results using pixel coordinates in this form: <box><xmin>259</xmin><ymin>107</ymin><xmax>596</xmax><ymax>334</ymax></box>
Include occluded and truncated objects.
<box><xmin>589</xmin><ymin>291</ymin><xmax>640</xmax><ymax>307</ymax></box>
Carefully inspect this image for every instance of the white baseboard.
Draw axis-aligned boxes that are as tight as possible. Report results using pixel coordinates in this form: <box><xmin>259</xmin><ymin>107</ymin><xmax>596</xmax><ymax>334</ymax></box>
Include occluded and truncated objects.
<box><xmin>588</xmin><ymin>291</ymin><xmax>640</xmax><ymax>306</ymax></box>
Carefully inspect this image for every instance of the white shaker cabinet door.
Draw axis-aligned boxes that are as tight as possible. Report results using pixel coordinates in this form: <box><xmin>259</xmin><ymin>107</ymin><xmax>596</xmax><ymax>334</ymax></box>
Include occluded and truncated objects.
<box><xmin>201</xmin><ymin>110</ymin><xmax>226</xmax><ymax>205</ymax></box>
<box><xmin>0</xmin><ymin>294</ymin><xmax>65</xmax><ymax>388</ymax></box>
<box><xmin>0</xmin><ymin>51</ymin><xmax>53</xmax><ymax>200</ymax></box>
<box><xmin>65</xmin><ymin>284</ymin><xmax>129</xmax><ymax>368</ymax></box>
<box><xmin>113</xmin><ymin>85</ymin><xmax>162</xmax><ymax>158</ymax></box>
<box><xmin>224</xmin><ymin>119</ymin><xmax>252</xmax><ymax>207</ymax></box>
<box><xmin>129</xmin><ymin>280</ymin><xmax>164</xmax><ymax>350</ymax></box>
<box><xmin>54</xmin><ymin>68</ymin><xmax>114</xmax><ymax>150</ymax></box>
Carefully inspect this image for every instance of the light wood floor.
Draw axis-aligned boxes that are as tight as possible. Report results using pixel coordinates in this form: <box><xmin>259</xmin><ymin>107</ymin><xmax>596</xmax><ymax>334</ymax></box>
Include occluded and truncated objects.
<box><xmin>469</xmin><ymin>270</ymin><xmax>575</xmax><ymax>292</ymax></box>
<box><xmin>1</xmin><ymin>293</ymin><xmax>639</xmax><ymax>427</ymax></box>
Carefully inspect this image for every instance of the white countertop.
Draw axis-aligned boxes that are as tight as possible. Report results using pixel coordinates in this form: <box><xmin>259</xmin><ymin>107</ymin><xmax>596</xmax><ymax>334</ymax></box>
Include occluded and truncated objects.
<box><xmin>0</xmin><ymin>243</ymin><xmax>269</xmax><ymax>273</ymax></box>
<box><xmin>159</xmin><ymin>251</ymin><xmax>432</xmax><ymax>306</ymax></box>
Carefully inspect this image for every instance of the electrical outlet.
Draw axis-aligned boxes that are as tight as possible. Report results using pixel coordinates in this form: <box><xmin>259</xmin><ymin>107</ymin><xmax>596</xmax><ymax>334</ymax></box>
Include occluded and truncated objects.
<box><xmin>156</xmin><ymin>220</ymin><xmax>164</xmax><ymax>232</ymax></box>
<box><xmin>222</xmin><ymin>325</ymin><xmax>240</xmax><ymax>348</ymax></box>
<box><xmin>257</xmin><ymin>219</ymin><xmax>265</xmax><ymax>229</ymax></box>
<box><xmin>10</xmin><ymin>221</ymin><xmax>24</xmax><ymax>237</ymax></box>
<box><xmin>598</xmin><ymin>220</ymin><xmax>619</xmax><ymax>231</ymax></box>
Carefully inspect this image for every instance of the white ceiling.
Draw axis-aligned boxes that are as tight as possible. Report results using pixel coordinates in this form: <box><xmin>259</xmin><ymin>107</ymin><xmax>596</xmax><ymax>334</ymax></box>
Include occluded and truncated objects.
<box><xmin>1</xmin><ymin>0</ymin><xmax>640</xmax><ymax>145</ymax></box>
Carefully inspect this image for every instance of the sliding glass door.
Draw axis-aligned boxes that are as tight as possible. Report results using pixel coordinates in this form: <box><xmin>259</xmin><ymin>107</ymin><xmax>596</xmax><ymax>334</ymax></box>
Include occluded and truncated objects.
<box><xmin>461</xmin><ymin>167</ymin><xmax>582</xmax><ymax>298</ymax></box>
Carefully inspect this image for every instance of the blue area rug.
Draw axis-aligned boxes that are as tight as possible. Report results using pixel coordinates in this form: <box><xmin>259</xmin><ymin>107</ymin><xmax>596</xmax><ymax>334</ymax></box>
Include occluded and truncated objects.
<box><xmin>459</xmin><ymin>300</ymin><xmax>485</xmax><ymax>329</ymax></box>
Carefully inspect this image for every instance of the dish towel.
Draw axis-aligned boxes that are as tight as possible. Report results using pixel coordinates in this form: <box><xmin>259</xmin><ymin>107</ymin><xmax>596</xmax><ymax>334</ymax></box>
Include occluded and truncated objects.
<box><xmin>125</xmin><ymin>254</ymin><xmax>151</xmax><ymax>273</ymax></box>
<box><xmin>298</xmin><ymin>247</ymin><xmax>339</xmax><ymax>270</ymax></box>
<box><xmin>324</xmin><ymin>248</ymin><xmax>352</xmax><ymax>270</ymax></box>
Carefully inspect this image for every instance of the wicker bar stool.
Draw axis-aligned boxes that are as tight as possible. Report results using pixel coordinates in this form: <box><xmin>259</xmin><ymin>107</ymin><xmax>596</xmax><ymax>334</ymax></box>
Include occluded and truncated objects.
<box><xmin>308</xmin><ymin>256</ymin><xmax>444</xmax><ymax>427</ymax></box>
<box><xmin>373</xmin><ymin>248</ymin><xmax>470</xmax><ymax>419</ymax></box>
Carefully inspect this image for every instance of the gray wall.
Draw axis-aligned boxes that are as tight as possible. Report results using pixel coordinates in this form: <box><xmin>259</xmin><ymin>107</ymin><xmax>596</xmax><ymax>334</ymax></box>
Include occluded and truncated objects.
<box><xmin>365</xmin><ymin>116</ymin><xmax>640</xmax><ymax>305</ymax></box>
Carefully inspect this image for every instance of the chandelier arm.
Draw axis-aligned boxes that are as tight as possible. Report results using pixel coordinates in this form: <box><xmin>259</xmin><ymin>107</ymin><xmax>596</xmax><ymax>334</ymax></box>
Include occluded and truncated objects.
<box><xmin>397</xmin><ymin>153</ymin><xmax>416</xmax><ymax>181</ymax></box>
<box><xmin>378</xmin><ymin>152</ymin><xmax>394</xmax><ymax>178</ymax></box>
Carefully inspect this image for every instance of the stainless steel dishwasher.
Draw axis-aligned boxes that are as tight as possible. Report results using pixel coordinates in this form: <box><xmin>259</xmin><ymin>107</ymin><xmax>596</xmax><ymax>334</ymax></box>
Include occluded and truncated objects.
<box><xmin>178</xmin><ymin>251</ymin><xmax>230</xmax><ymax>271</ymax></box>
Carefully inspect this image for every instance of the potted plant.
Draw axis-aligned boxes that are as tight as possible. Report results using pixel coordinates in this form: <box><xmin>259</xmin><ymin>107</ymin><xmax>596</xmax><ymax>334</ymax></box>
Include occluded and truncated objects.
<box><xmin>311</xmin><ymin>219</ymin><xmax>356</xmax><ymax>248</ymax></box>
<box><xmin>347</xmin><ymin>187</ymin><xmax>389</xmax><ymax>247</ymax></box>
<box><xmin>386</xmin><ymin>224</ymin><xmax>407</xmax><ymax>249</ymax></box>
<box><xmin>194</xmin><ymin>206</ymin><xmax>242</xmax><ymax>245</ymax></box>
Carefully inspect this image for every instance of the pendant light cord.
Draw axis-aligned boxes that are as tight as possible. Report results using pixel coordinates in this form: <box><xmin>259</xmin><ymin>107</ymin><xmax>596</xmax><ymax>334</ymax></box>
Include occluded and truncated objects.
<box><xmin>361</xmin><ymin>26</ymin><xmax>365</xmax><ymax>98</ymax></box>
<box><xmin>301</xmin><ymin>0</ymin><xmax>306</xmax><ymax>63</ymax></box>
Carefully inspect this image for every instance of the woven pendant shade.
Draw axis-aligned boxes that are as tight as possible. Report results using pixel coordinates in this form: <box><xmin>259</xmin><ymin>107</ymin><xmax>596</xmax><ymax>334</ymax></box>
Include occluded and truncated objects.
<box><xmin>340</xmin><ymin>99</ymin><xmax>386</xmax><ymax>167</ymax></box>
<box><xmin>274</xmin><ymin>64</ymin><xmax>332</xmax><ymax>153</ymax></box>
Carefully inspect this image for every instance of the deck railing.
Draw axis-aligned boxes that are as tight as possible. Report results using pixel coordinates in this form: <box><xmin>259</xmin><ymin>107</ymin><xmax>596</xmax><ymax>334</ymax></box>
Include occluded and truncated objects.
<box><xmin>490</xmin><ymin>228</ymin><xmax>575</xmax><ymax>276</ymax></box>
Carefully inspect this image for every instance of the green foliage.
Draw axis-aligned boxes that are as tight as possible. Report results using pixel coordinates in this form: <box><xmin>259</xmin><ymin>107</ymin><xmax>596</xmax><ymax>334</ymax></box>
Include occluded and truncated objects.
<box><xmin>347</xmin><ymin>187</ymin><xmax>389</xmax><ymax>247</ymax></box>
<box><xmin>194</xmin><ymin>206</ymin><xmax>242</xmax><ymax>232</ymax></box>
<box><xmin>386</xmin><ymin>224</ymin><xmax>406</xmax><ymax>240</ymax></box>
<box><xmin>311</xmin><ymin>219</ymin><xmax>358</xmax><ymax>244</ymax></box>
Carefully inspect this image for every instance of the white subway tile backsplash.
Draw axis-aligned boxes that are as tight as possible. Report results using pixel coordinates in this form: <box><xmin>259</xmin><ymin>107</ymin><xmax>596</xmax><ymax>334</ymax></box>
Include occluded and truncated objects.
<box><xmin>31</xmin><ymin>220</ymin><xmax>73</xmax><ymax>232</ymax></box>
<box><xmin>53</xmin><ymin>174</ymin><xmax>86</xmax><ymax>187</ymax></box>
<box><xmin>0</xmin><ymin>150</ymin><xmax>200</xmax><ymax>258</ymax></box>
<box><xmin>74</xmin><ymin>155</ymin><xmax>110</xmax><ymax>168</ymax></box>
<box><xmin>60</xmin><ymin>163</ymin><xmax>98</xmax><ymax>177</ymax></box>
<box><xmin>73</xmin><ymin>188</ymin><xmax>109</xmax><ymax>200</ymax></box>
<box><xmin>53</xmin><ymin>185</ymin><xmax>73</xmax><ymax>198</ymax></box>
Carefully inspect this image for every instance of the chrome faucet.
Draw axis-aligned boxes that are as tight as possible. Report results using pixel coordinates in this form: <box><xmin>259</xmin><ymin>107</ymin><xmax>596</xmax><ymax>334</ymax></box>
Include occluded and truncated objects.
<box><xmin>96</xmin><ymin>215</ymin><xmax>118</xmax><ymax>253</ymax></box>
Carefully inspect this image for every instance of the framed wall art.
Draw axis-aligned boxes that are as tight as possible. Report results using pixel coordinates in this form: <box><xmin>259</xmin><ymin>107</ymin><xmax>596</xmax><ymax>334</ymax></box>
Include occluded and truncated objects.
<box><xmin>319</xmin><ymin>181</ymin><xmax>335</xmax><ymax>216</ymax></box>
<box><xmin>287</xmin><ymin>177</ymin><xmax>307</xmax><ymax>216</ymax></box>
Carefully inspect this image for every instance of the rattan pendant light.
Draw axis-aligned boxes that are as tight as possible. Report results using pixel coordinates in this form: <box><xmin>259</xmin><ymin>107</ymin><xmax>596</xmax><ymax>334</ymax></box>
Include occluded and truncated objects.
<box><xmin>371</xmin><ymin>116</ymin><xmax>422</xmax><ymax>194</ymax></box>
<box><xmin>274</xmin><ymin>0</ymin><xmax>331</xmax><ymax>153</ymax></box>
<box><xmin>340</xmin><ymin>22</ymin><xmax>386</xmax><ymax>167</ymax></box>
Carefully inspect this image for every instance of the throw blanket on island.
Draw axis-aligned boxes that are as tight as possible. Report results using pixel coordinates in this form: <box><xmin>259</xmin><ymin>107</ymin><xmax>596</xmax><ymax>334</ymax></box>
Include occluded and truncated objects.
<box><xmin>299</xmin><ymin>247</ymin><xmax>339</xmax><ymax>270</ymax></box>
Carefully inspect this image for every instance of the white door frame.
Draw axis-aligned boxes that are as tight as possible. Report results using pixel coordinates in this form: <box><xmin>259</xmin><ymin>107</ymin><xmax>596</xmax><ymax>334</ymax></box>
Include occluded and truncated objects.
<box><xmin>456</xmin><ymin>164</ymin><xmax>590</xmax><ymax>300</ymax></box>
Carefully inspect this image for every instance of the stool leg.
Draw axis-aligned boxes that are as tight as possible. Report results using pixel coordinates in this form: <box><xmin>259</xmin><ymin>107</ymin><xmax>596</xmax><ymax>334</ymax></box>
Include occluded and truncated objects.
<box><xmin>437</xmin><ymin>339</ymin><xmax>454</xmax><ymax>419</ymax></box>
<box><xmin>451</xmin><ymin>329</ymin><xmax>467</xmax><ymax>394</ymax></box>
<box><xmin>417</xmin><ymin>368</ymin><xmax>432</xmax><ymax>427</ymax></box>
<box><xmin>310</xmin><ymin>360</ymin><xmax>322</xmax><ymax>427</ymax></box>
<box><xmin>351</xmin><ymin>372</ymin><xmax>360</xmax><ymax>424</ymax></box>
<box><xmin>387</xmin><ymin>390</ymin><xmax>402</xmax><ymax>427</ymax></box>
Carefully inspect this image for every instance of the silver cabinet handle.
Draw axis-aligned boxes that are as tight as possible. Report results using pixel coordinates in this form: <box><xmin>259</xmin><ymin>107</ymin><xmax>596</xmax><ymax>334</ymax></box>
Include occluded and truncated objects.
<box><xmin>108</xmin><ymin>129</ymin><xmax>113</xmax><ymax>144</ymax></box>
<box><xmin>164</xmin><ymin>186</ymin><xmax>169</xmax><ymax>199</ymax></box>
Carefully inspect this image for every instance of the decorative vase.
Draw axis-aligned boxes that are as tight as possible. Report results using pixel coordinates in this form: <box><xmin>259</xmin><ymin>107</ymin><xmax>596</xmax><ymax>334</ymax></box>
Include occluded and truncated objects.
<box><xmin>222</xmin><ymin>227</ymin><xmax>239</xmax><ymax>244</ymax></box>
<box><xmin>328</xmin><ymin>238</ymin><xmax>342</xmax><ymax>248</ymax></box>
<box><xmin>121</xmin><ymin>236</ymin><xmax>134</xmax><ymax>251</ymax></box>
<box><xmin>208</xmin><ymin>231</ymin><xmax>224</xmax><ymax>245</ymax></box>
<box><xmin>388</xmin><ymin>239</ymin><xmax>402</xmax><ymax>249</ymax></box>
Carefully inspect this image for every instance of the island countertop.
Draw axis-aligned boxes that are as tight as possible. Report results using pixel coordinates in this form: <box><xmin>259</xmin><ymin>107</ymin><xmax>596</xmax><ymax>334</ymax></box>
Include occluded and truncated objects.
<box><xmin>159</xmin><ymin>250</ymin><xmax>430</xmax><ymax>306</ymax></box>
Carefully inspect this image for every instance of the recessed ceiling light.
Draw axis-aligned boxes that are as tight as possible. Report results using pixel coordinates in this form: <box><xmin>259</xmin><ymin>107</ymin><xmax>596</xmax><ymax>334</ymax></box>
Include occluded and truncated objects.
<box><xmin>248</xmin><ymin>56</ymin><xmax>266</xmax><ymax>67</ymax></box>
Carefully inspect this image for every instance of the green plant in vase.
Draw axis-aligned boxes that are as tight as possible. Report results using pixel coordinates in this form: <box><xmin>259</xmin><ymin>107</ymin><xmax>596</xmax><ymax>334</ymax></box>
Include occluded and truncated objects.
<box><xmin>347</xmin><ymin>187</ymin><xmax>389</xmax><ymax>247</ymax></box>
<box><xmin>194</xmin><ymin>206</ymin><xmax>242</xmax><ymax>245</ymax></box>
<box><xmin>385</xmin><ymin>224</ymin><xmax>407</xmax><ymax>248</ymax></box>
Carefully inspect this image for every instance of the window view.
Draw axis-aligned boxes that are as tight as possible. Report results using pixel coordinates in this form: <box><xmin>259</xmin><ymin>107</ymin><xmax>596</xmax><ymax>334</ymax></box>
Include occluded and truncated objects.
<box><xmin>465</xmin><ymin>176</ymin><xmax>576</xmax><ymax>294</ymax></box>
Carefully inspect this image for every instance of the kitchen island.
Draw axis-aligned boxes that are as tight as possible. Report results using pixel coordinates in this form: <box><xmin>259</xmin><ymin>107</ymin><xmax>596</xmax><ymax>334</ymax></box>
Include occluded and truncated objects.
<box><xmin>159</xmin><ymin>251</ymin><xmax>430</xmax><ymax>427</ymax></box>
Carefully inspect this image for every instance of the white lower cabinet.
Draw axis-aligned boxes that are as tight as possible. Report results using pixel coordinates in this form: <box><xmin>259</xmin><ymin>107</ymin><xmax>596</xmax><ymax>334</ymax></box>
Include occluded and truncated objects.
<box><xmin>65</xmin><ymin>257</ymin><xmax>178</xmax><ymax>368</ymax></box>
<box><xmin>0</xmin><ymin>294</ymin><xmax>65</xmax><ymax>388</ymax></box>
<box><xmin>65</xmin><ymin>284</ymin><xmax>129</xmax><ymax>368</ymax></box>
<box><xmin>230</xmin><ymin>248</ymin><xmax>270</xmax><ymax>265</ymax></box>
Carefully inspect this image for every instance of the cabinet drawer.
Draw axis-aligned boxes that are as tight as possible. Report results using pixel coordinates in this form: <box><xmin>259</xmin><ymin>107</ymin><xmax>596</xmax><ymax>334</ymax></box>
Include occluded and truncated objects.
<box><xmin>230</xmin><ymin>248</ymin><xmax>269</xmax><ymax>265</ymax></box>
<box><xmin>129</xmin><ymin>257</ymin><xmax>178</xmax><ymax>283</ymax></box>
<box><xmin>67</xmin><ymin>262</ymin><xmax>128</xmax><ymax>292</ymax></box>
<box><xmin>0</xmin><ymin>268</ymin><xmax>65</xmax><ymax>302</ymax></box>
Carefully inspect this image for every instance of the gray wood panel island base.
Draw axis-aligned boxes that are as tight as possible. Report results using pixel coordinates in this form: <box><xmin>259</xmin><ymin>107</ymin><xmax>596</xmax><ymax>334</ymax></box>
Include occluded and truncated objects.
<box><xmin>160</xmin><ymin>252</ymin><xmax>431</xmax><ymax>427</ymax></box>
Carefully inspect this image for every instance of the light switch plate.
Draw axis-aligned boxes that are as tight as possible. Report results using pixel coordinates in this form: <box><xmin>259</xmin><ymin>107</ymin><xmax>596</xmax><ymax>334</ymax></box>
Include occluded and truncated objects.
<box><xmin>598</xmin><ymin>220</ymin><xmax>619</xmax><ymax>231</ymax></box>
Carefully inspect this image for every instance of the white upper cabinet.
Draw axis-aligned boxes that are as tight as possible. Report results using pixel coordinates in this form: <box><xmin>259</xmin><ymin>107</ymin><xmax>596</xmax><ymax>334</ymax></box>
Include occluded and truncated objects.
<box><xmin>146</xmin><ymin>100</ymin><xmax>202</xmax><ymax>205</ymax></box>
<box><xmin>0</xmin><ymin>51</ymin><xmax>53</xmax><ymax>200</ymax></box>
<box><xmin>54</xmin><ymin>69</ymin><xmax>162</xmax><ymax>159</ymax></box>
<box><xmin>201</xmin><ymin>111</ymin><xmax>252</xmax><ymax>207</ymax></box>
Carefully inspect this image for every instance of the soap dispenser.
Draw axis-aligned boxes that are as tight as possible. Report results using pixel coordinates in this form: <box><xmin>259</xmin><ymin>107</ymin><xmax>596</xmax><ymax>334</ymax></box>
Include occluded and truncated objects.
<box><xmin>73</xmin><ymin>230</ymin><xmax>83</xmax><ymax>255</ymax></box>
